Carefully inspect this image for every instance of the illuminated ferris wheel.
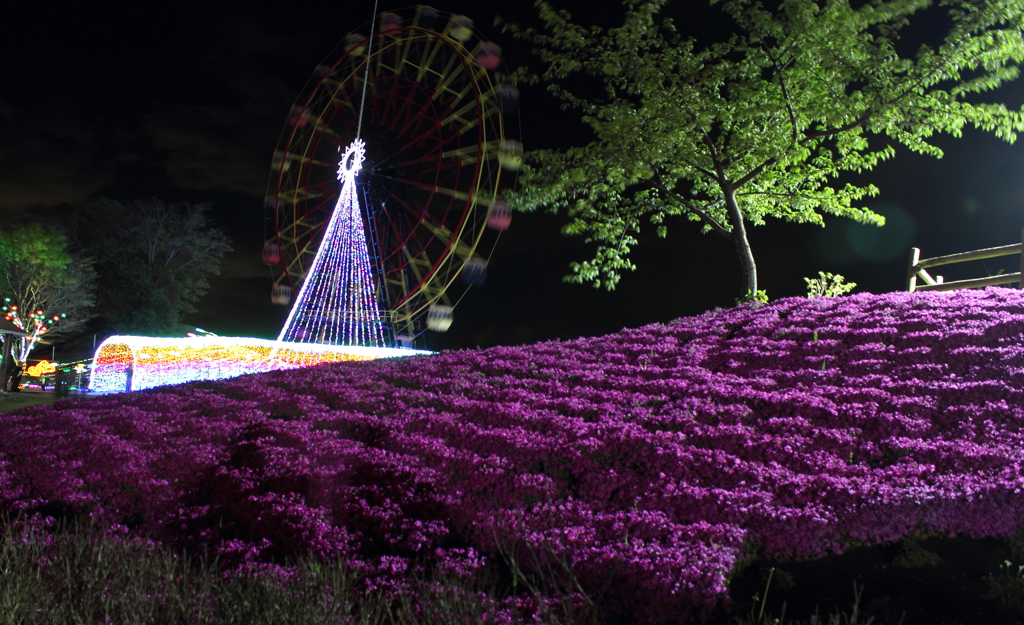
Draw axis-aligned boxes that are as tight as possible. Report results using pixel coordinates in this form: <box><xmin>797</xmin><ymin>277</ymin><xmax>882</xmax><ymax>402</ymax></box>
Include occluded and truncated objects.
<box><xmin>263</xmin><ymin>5</ymin><xmax>520</xmax><ymax>346</ymax></box>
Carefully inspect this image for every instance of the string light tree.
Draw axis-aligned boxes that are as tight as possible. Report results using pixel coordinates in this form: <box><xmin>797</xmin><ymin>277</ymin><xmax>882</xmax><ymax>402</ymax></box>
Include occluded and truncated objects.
<box><xmin>263</xmin><ymin>5</ymin><xmax>520</xmax><ymax>349</ymax></box>
<box><xmin>271</xmin><ymin>139</ymin><xmax>395</xmax><ymax>358</ymax></box>
<box><xmin>2</xmin><ymin>298</ymin><xmax>65</xmax><ymax>364</ymax></box>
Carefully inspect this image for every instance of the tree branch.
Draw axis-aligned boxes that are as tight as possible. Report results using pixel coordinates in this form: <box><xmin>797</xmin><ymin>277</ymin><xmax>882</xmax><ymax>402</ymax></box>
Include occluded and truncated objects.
<box><xmin>651</xmin><ymin>175</ymin><xmax>732</xmax><ymax>239</ymax></box>
<box><xmin>760</xmin><ymin>44</ymin><xmax>800</xmax><ymax>144</ymax></box>
<box><xmin>683</xmin><ymin>158</ymin><xmax>718</xmax><ymax>181</ymax></box>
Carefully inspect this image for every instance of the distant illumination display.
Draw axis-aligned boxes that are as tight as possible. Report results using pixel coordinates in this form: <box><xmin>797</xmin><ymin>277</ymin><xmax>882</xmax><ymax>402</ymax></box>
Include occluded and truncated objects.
<box><xmin>3</xmin><ymin>298</ymin><xmax>67</xmax><ymax>363</ymax></box>
<box><xmin>86</xmin><ymin>141</ymin><xmax>432</xmax><ymax>395</ymax></box>
<box><xmin>89</xmin><ymin>335</ymin><xmax>430</xmax><ymax>393</ymax></box>
<box><xmin>277</xmin><ymin>139</ymin><xmax>388</xmax><ymax>348</ymax></box>
<box><xmin>27</xmin><ymin>360</ymin><xmax>56</xmax><ymax>377</ymax></box>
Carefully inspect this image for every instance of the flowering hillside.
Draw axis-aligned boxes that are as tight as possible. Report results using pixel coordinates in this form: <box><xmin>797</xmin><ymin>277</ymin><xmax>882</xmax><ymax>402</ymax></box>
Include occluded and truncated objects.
<box><xmin>3</xmin><ymin>288</ymin><xmax>1024</xmax><ymax>623</ymax></box>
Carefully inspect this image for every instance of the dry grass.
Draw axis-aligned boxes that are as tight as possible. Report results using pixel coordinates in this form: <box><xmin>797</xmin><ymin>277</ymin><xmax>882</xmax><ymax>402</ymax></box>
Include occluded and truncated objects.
<box><xmin>0</xmin><ymin>512</ymin><xmax>546</xmax><ymax>625</ymax></box>
<box><xmin>0</xmin><ymin>391</ymin><xmax>59</xmax><ymax>412</ymax></box>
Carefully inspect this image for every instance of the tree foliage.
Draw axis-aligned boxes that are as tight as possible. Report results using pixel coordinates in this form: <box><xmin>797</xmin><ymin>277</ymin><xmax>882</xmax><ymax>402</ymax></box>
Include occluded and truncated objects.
<box><xmin>77</xmin><ymin>198</ymin><xmax>233</xmax><ymax>336</ymax></box>
<box><xmin>805</xmin><ymin>271</ymin><xmax>857</xmax><ymax>297</ymax></box>
<box><xmin>503</xmin><ymin>0</ymin><xmax>1024</xmax><ymax>296</ymax></box>
<box><xmin>0</xmin><ymin>223</ymin><xmax>97</xmax><ymax>362</ymax></box>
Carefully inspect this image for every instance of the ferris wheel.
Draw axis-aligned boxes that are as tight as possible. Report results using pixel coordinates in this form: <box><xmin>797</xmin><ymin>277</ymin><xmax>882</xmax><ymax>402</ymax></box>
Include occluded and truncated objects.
<box><xmin>263</xmin><ymin>5</ymin><xmax>520</xmax><ymax>346</ymax></box>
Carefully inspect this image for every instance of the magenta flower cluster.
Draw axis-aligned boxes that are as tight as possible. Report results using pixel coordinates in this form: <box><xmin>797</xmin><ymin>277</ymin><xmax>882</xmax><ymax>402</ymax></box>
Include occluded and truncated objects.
<box><xmin>3</xmin><ymin>288</ymin><xmax>1024</xmax><ymax>623</ymax></box>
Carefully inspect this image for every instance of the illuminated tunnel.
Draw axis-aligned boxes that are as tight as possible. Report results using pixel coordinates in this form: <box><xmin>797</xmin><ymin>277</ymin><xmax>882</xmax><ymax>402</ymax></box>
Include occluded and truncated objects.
<box><xmin>89</xmin><ymin>335</ymin><xmax>430</xmax><ymax>393</ymax></box>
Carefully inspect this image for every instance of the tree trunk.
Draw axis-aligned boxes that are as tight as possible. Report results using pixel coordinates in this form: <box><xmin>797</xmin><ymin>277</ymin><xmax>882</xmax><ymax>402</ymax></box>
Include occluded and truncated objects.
<box><xmin>723</xmin><ymin>186</ymin><xmax>758</xmax><ymax>297</ymax></box>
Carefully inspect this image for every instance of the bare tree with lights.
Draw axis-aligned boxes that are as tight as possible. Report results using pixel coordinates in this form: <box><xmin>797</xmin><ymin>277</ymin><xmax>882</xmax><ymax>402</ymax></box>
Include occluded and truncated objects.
<box><xmin>0</xmin><ymin>223</ymin><xmax>97</xmax><ymax>364</ymax></box>
<box><xmin>504</xmin><ymin>0</ymin><xmax>1024</xmax><ymax>300</ymax></box>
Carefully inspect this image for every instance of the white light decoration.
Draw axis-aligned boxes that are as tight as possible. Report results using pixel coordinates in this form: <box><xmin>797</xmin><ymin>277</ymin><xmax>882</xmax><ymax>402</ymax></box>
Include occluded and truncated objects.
<box><xmin>275</xmin><ymin>139</ymin><xmax>388</xmax><ymax>349</ymax></box>
<box><xmin>86</xmin><ymin>140</ymin><xmax>437</xmax><ymax>395</ymax></box>
<box><xmin>90</xmin><ymin>335</ymin><xmax>430</xmax><ymax>393</ymax></box>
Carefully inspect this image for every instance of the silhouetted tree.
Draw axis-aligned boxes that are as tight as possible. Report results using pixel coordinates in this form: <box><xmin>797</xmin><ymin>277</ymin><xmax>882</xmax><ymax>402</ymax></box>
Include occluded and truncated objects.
<box><xmin>78</xmin><ymin>198</ymin><xmax>233</xmax><ymax>336</ymax></box>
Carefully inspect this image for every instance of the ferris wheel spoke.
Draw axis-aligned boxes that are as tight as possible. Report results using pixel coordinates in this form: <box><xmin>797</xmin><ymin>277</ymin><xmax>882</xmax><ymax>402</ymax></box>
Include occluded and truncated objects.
<box><xmin>374</xmin><ymin>42</ymin><xmax>409</xmax><ymax>89</ymax></box>
<box><xmin>327</xmin><ymin>94</ymin><xmax>360</xmax><ymax>117</ymax></box>
<box><xmin>392</xmin><ymin>34</ymin><xmax>416</xmax><ymax>73</ymax></box>
<box><xmin>395</xmin><ymin>145</ymin><xmax>461</xmax><ymax>172</ymax></box>
<box><xmin>439</xmin><ymin>143</ymin><xmax>486</xmax><ymax>165</ymax></box>
<box><xmin>304</xmin><ymin>115</ymin><xmax>344</xmax><ymax>141</ymax></box>
<box><xmin>417</xmin><ymin>217</ymin><xmax>476</xmax><ymax>259</ymax></box>
<box><xmin>286</xmin><ymin>150</ymin><xmax>337</xmax><ymax>170</ymax></box>
<box><xmin>438</xmin><ymin>79</ymin><xmax>479</xmax><ymax>120</ymax></box>
<box><xmin>277</xmin><ymin>218</ymin><xmax>316</xmax><ymax>246</ymax></box>
<box><xmin>394</xmin><ymin>177</ymin><xmax>479</xmax><ymax>204</ymax></box>
<box><xmin>429</xmin><ymin>52</ymin><xmax>466</xmax><ymax>100</ymax></box>
<box><xmin>385</xmin><ymin>191</ymin><xmax>431</xmax><ymax>225</ymax></box>
<box><xmin>319</xmin><ymin>73</ymin><xmax>345</xmax><ymax>92</ymax></box>
<box><xmin>323</xmin><ymin>74</ymin><xmax>364</xmax><ymax>100</ymax></box>
<box><xmin>401</xmin><ymin>221</ymin><xmax>471</xmax><ymax>270</ymax></box>
<box><xmin>375</xmin><ymin>87</ymin><xmax>400</xmax><ymax>132</ymax></box>
<box><xmin>391</xmin><ymin>131</ymin><xmax>466</xmax><ymax>168</ymax></box>
<box><xmin>441</xmin><ymin>99</ymin><xmax>491</xmax><ymax>135</ymax></box>
<box><xmin>277</xmin><ymin>235</ymin><xmax>315</xmax><ymax>279</ymax></box>
<box><xmin>400</xmin><ymin>148</ymin><xmax>465</xmax><ymax>169</ymax></box>
<box><xmin>404</xmin><ymin>252</ymin><xmax>434</xmax><ymax>282</ymax></box>
<box><xmin>343</xmin><ymin>48</ymin><xmax>364</xmax><ymax>72</ymax></box>
<box><xmin>374</xmin><ymin>51</ymin><xmax>400</xmax><ymax>78</ymax></box>
<box><xmin>386</xmin><ymin>247</ymin><xmax>436</xmax><ymax>307</ymax></box>
<box><xmin>401</xmin><ymin>122</ymin><xmax>462</xmax><ymax>157</ymax></box>
<box><xmin>383</xmin><ymin>82</ymin><xmax>421</xmax><ymax>133</ymax></box>
<box><xmin>396</xmin><ymin>101</ymin><xmax>443</xmax><ymax>149</ymax></box>
<box><xmin>388</xmin><ymin>38</ymin><xmax>424</xmax><ymax>79</ymax></box>
<box><xmin>321</xmin><ymin>69</ymin><xmax>361</xmax><ymax>97</ymax></box>
<box><xmin>396</xmin><ymin>94</ymin><xmax>438</xmax><ymax>133</ymax></box>
<box><xmin>414</xmin><ymin>38</ymin><xmax>449</xmax><ymax>85</ymax></box>
<box><xmin>274</xmin><ymin>187</ymin><xmax>325</xmax><ymax>207</ymax></box>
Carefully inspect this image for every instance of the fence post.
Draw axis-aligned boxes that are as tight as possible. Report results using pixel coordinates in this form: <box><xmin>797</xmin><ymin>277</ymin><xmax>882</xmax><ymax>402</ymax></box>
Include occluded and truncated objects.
<box><xmin>1020</xmin><ymin>228</ymin><xmax>1024</xmax><ymax>289</ymax></box>
<box><xmin>907</xmin><ymin>247</ymin><xmax>921</xmax><ymax>292</ymax></box>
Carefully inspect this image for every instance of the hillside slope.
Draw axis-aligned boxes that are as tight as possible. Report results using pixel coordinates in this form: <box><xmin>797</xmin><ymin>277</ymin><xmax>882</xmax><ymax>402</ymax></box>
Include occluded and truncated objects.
<box><xmin>3</xmin><ymin>288</ymin><xmax>1024</xmax><ymax>623</ymax></box>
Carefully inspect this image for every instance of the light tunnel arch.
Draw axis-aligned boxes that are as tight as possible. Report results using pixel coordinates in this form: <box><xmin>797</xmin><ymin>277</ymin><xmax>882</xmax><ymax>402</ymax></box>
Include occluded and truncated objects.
<box><xmin>89</xmin><ymin>335</ymin><xmax>430</xmax><ymax>393</ymax></box>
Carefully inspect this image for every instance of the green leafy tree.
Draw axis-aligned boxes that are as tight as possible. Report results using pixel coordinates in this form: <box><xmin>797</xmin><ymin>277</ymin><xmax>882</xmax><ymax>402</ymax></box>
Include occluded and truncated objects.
<box><xmin>77</xmin><ymin>198</ymin><xmax>233</xmax><ymax>336</ymax></box>
<box><xmin>503</xmin><ymin>0</ymin><xmax>1024</xmax><ymax>297</ymax></box>
<box><xmin>0</xmin><ymin>223</ymin><xmax>97</xmax><ymax>363</ymax></box>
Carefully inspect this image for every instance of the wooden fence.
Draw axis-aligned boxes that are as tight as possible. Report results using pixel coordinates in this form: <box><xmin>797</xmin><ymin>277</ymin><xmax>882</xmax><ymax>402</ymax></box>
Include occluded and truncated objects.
<box><xmin>907</xmin><ymin>228</ymin><xmax>1024</xmax><ymax>292</ymax></box>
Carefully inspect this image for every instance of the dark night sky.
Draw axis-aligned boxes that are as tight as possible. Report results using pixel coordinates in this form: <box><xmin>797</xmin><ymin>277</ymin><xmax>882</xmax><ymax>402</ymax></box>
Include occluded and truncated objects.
<box><xmin>4</xmin><ymin>1</ymin><xmax>1024</xmax><ymax>355</ymax></box>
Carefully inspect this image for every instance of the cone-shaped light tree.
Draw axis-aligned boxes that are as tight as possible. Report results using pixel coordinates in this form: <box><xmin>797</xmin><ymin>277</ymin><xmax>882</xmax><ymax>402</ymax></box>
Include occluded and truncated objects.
<box><xmin>277</xmin><ymin>139</ymin><xmax>387</xmax><ymax>347</ymax></box>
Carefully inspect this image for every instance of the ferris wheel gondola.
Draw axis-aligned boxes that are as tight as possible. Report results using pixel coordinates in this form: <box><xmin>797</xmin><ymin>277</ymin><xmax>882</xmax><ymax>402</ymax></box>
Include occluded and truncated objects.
<box><xmin>263</xmin><ymin>6</ymin><xmax>520</xmax><ymax>346</ymax></box>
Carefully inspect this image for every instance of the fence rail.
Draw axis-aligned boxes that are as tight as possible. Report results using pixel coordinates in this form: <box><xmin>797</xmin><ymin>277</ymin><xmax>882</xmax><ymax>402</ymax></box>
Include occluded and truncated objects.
<box><xmin>907</xmin><ymin>228</ymin><xmax>1024</xmax><ymax>292</ymax></box>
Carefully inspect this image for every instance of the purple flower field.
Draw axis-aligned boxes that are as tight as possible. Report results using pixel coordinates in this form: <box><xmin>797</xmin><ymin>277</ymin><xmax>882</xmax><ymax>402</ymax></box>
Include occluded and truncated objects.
<box><xmin>3</xmin><ymin>288</ymin><xmax>1024</xmax><ymax>623</ymax></box>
